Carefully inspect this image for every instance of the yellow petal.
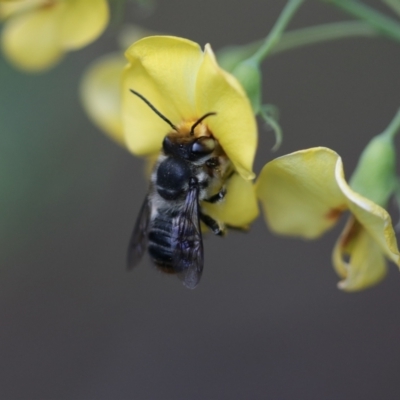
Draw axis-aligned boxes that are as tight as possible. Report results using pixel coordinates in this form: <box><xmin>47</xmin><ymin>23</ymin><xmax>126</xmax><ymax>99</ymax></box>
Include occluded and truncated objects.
<box><xmin>334</xmin><ymin>158</ymin><xmax>400</xmax><ymax>266</ymax></box>
<box><xmin>122</xmin><ymin>36</ymin><xmax>204</xmax><ymax>155</ymax></box>
<box><xmin>125</xmin><ymin>36</ymin><xmax>202</xmax><ymax>119</ymax></box>
<box><xmin>1</xmin><ymin>3</ymin><xmax>64</xmax><ymax>71</ymax></box>
<box><xmin>256</xmin><ymin>147</ymin><xmax>347</xmax><ymax>238</ymax></box>
<box><xmin>196</xmin><ymin>44</ymin><xmax>257</xmax><ymax>180</ymax></box>
<box><xmin>80</xmin><ymin>53</ymin><xmax>125</xmax><ymax>145</ymax></box>
<box><xmin>202</xmin><ymin>173</ymin><xmax>259</xmax><ymax>228</ymax></box>
<box><xmin>60</xmin><ymin>0</ymin><xmax>109</xmax><ymax>49</ymax></box>
<box><xmin>0</xmin><ymin>0</ymin><xmax>43</xmax><ymax>19</ymax></box>
<box><xmin>332</xmin><ymin>217</ymin><xmax>387</xmax><ymax>291</ymax></box>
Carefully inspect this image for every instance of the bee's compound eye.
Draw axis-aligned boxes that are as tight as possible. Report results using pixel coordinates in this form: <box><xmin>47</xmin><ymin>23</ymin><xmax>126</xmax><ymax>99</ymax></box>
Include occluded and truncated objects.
<box><xmin>191</xmin><ymin>137</ymin><xmax>215</xmax><ymax>155</ymax></box>
<box><xmin>162</xmin><ymin>136</ymin><xmax>174</xmax><ymax>154</ymax></box>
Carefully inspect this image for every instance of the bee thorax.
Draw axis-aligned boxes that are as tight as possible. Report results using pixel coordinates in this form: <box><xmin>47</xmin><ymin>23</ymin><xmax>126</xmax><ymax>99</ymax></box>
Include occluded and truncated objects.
<box><xmin>156</xmin><ymin>157</ymin><xmax>191</xmax><ymax>200</ymax></box>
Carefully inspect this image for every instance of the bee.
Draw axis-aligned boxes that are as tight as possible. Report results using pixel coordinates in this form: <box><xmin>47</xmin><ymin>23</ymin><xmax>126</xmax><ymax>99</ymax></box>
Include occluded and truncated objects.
<box><xmin>127</xmin><ymin>89</ymin><xmax>233</xmax><ymax>289</ymax></box>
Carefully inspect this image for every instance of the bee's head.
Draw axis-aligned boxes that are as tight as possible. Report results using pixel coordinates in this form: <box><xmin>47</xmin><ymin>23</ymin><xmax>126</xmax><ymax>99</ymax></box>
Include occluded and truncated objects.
<box><xmin>162</xmin><ymin>112</ymin><xmax>218</xmax><ymax>161</ymax></box>
<box><xmin>129</xmin><ymin>89</ymin><xmax>219</xmax><ymax>161</ymax></box>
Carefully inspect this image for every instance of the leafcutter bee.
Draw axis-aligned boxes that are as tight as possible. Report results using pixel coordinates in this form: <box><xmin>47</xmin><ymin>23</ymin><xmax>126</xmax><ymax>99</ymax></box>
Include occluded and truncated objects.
<box><xmin>127</xmin><ymin>89</ymin><xmax>233</xmax><ymax>289</ymax></box>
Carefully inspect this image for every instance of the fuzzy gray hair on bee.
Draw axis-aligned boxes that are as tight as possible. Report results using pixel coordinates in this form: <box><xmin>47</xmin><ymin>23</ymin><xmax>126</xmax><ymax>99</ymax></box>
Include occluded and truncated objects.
<box><xmin>127</xmin><ymin>89</ymin><xmax>233</xmax><ymax>288</ymax></box>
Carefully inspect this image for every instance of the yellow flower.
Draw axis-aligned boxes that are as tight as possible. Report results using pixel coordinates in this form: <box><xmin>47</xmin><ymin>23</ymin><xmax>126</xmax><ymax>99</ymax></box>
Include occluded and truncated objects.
<box><xmin>80</xmin><ymin>52</ymin><xmax>126</xmax><ymax>145</ymax></box>
<box><xmin>80</xmin><ymin>25</ymin><xmax>158</xmax><ymax>146</ymax></box>
<box><xmin>256</xmin><ymin>147</ymin><xmax>400</xmax><ymax>291</ymax></box>
<box><xmin>121</xmin><ymin>36</ymin><xmax>259</xmax><ymax>228</ymax></box>
<box><xmin>0</xmin><ymin>0</ymin><xmax>109</xmax><ymax>72</ymax></box>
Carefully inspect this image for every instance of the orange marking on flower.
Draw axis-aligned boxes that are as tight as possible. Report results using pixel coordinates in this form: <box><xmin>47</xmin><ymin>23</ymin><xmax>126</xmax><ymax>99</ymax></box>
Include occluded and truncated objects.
<box><xmin>341</xmin><ymin>219</ymin><xmax>361</xmax><ymax>248</ymax></box>
<box><xmin>325</xmin><ymin>205</ymin><xmax>346</xmax><ymax>221</ymax></box>
<box><xmin>41</xmin><ymin>0</ymin><xmax>57</xmax><ymax>9</ymax></box>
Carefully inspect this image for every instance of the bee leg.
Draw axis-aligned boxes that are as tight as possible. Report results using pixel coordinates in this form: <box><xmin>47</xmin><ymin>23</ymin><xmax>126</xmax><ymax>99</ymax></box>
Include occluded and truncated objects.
<box><xmin>200</xmin><ymin>212</ymin><xmax>225</xmax><ymax>236</ymax></box>
<box><xmin>204</xmin><ymin>187</ymin><xmax>226</xmax><ymax>204</ymax></box>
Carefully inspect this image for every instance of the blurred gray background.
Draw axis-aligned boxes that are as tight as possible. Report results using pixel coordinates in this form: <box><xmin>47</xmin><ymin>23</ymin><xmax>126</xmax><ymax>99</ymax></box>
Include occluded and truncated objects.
<box><xmin>1</xmin><ymin>0</ymin><xmax>400</xmax><ymax>399</ymax></box>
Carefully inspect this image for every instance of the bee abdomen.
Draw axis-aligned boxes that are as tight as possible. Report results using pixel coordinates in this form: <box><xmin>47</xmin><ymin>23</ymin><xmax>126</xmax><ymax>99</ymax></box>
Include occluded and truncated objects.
<box><xmin>148</xmin><ymin>213</ymin><xmax>174</xmax><ymax>268</ymax></box>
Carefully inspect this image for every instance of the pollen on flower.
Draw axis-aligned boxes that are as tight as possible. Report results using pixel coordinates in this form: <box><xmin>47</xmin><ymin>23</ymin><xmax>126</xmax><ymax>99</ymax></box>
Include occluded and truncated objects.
<box><xmin>172</xmin><ymin>115</ymin><xmax>217</xmax><ymax>142</ymax></box>
<box><xmin>176</xmin><ymin>120</ymin><xmax>205</xmax><ymax>137</ymax></box>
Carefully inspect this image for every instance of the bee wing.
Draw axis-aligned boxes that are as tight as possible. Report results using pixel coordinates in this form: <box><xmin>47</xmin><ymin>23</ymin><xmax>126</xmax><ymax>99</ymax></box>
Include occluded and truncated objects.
<box><xmin>172</xmin><ymin>184</ymin><xmax>204</xmax><ymax>289</ymax></box>
<box><xmin>127</xmin><ymin>196</ymin><xmax>151</xmax><ymax>269</ymax></box>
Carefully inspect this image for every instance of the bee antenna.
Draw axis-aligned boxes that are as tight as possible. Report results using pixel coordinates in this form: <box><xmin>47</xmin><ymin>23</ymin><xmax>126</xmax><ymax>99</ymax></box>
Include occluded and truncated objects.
<box><xmin>129</xmin><ymin>89</ymin><xmax>178</xmax><ymax>131</ymax></box>
<box><xmin>190</xmin><ymin>112</ymin><xmax>217</xmax><ymax>136</ymax></box>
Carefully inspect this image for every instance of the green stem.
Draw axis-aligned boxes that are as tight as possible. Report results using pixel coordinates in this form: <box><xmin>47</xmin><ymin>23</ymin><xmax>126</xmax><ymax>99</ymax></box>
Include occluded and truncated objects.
<box><xmin>382</xmin><ymin>0</ymin><xmax>400</xmax><ymax>16</ymax></box>
<box><xmin>271</xmin><ymin>21</ymin><xmax>377</xmax><ymax>55</ymax></box>
<box><xmin>324</xmin><ymin>0</ymin><xmax>400</xmax><ymax>42</ymax></box>
<box><xmin>382</xmin><ymin>108</ymin><xmax>400</xmax><ymax>140</ymax></box>
<box><xmin>217</xmin><ymin>21</ymin><xmax>377</xmax><ymax>72</ymax></box>
<box><xmin>249</xmin><ymin>0</ymin><xmax>305</xmax><ymax>64</ymax></box>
